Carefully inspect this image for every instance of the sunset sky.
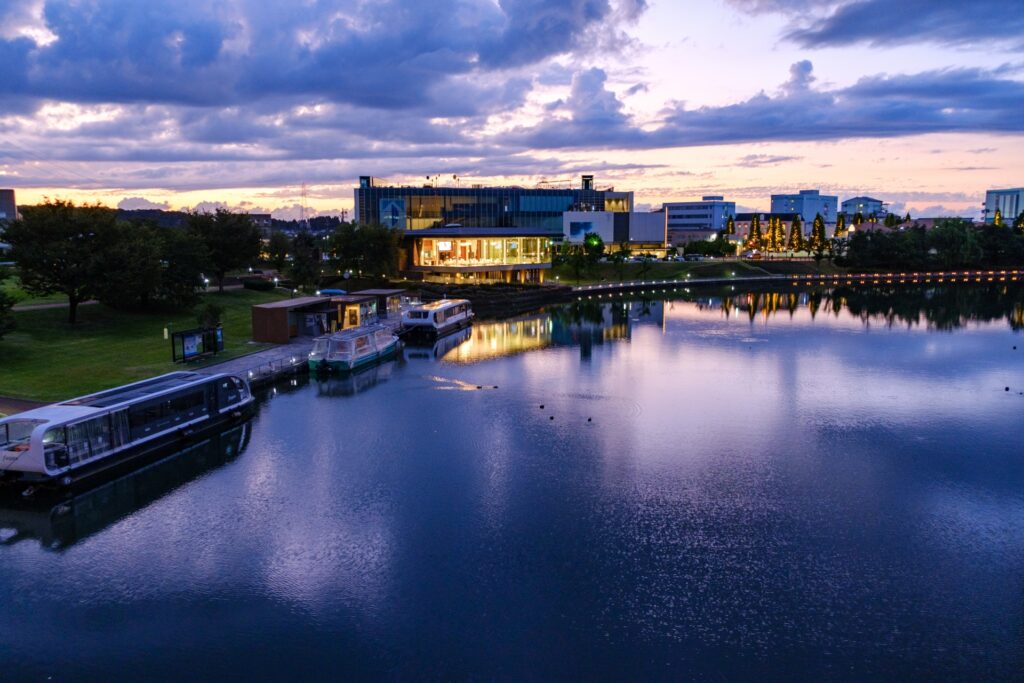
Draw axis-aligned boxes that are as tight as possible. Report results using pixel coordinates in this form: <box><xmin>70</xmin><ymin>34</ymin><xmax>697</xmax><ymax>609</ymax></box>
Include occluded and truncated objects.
<box><xmin>1</xmin><ymin>0</ymin><xmax>1021</xmax><ymax>219</ymax></box>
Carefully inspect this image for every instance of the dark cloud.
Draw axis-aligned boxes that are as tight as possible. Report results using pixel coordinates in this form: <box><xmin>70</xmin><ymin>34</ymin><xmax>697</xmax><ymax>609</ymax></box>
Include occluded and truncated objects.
<box><xmin>730</xmin><ymin>0</ymin><xmax>1024</xmax><ymax>51</ymax></box>
<box><xmin>514</xmin><ymin>61</ymin><xmax>1024</xmax><ymax>149</ymax></box>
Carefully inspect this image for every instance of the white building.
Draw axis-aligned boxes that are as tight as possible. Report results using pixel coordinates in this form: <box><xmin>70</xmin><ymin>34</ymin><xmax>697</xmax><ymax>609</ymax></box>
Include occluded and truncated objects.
<box><xmin>563</xmin><ymin>210</ymin><xmax>667</xmax><ymax>254</ymax></box>
<box><xmin>841</xmin><ymin>196</ymin><xmax>885</xmax><ymax>218</ymax></box>
<box><xmin>663</xmin><ymin>196</ymin><xmax>736</xmax><ymax>232</ymax></box>
<box><xmin>771</xmin><ymin>189</ymin><xmax>837</xmax><ymax>228</ymax></box>
<box><xmin>984</xmin><ymin>188</ymin><xmax>1024</xmax><ymax>224</ymax></box>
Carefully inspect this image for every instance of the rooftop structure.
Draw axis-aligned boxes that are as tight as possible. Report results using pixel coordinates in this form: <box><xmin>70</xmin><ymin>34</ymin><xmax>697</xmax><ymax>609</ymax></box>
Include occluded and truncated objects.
<box><xmin>0</xmin><ymin>189</ymin><xmax>16</xmax><ymax>223</ymax></box>
<box><xmin>355</xmin><ymin>174</ymin><xmax>632</xmax><ymax>236</ymax></box>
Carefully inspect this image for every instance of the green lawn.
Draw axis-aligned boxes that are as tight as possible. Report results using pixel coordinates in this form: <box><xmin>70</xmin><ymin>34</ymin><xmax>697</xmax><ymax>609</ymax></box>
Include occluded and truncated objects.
<box><xmin>1</xmin><ymin>274</ymin><xmax>67</xmax><ymax>306</ymax></box>
<box><xmin>551</xmin><ymin>259</ymin><xmax>775</xmax><ymax>285</ymax></box>
<box><xmin>0</xmin><ymin>288</ymin><xmax>290</xmax><ymax>402</ymax></box>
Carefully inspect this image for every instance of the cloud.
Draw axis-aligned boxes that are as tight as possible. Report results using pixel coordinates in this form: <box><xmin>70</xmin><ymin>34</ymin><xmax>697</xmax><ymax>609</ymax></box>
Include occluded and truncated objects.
<box><xmin>734</xmin><ymin>154</ymin><xmax>803</xmax><ymax>167</ymax></box>
<box><xmin>729</xmin><ymin>0</ymin><xmax>1024</xmax><ymax>51</ymax></box>
<box><xmin>117</xmin><ymin>196</ymin><xmax>171</xmax><ymax>210</ymax></box>
<box><xmin>514</xmin><ymin>61</ymin><xmax>1024</xmax><ymax>150</ymax></box>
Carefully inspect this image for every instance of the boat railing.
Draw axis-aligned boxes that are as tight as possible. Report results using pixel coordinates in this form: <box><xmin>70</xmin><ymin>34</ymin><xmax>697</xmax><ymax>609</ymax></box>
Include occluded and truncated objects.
<box><xmin>246</xmin><ymin>355</ymin><xmax>307</xmax><ymax>386</ymax></box>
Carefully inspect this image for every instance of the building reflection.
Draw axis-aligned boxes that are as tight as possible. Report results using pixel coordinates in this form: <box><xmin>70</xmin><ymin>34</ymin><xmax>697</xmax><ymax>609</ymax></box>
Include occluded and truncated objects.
<box><xmin>0</xmin><ymin>422</ymin><xmax>252</xmax><ymax>551</ymax></box>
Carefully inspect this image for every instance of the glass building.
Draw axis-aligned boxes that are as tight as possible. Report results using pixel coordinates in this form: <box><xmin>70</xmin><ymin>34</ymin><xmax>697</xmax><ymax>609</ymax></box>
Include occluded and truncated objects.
<box><xmin>355</xmin><ymin>175</ymin><xmax>632</xmax><ymax>237</ymax></box>
<box><xmin>405</xmin><ymin>227</ymin><xmax>553</xmax><ymax>284</ymax></box>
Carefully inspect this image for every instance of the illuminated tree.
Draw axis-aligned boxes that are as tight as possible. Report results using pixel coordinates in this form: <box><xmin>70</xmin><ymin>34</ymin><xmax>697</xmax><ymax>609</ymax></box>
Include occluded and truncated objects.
<box><xmin>833</xmin><ymin>213</ymin><xmax>847</xmax><ymax>240</ymax></box>
<box><xmin>1015</xmin><ymin>211</ymin><xmax>1024</xmax><ymax>234</ymax></box>
<box><xmin>853</xmin><ymin>211</ymin><xmax>865</xmax><ymax>226</ymax></box>
<box><xmin>993</xmin><ymin>208</ymin><xmax>1003</xmax><ymax>227</ymax></box>
<box><xmin>771</xmin><ymin>216</ymin><xmax>786</xmax><ymax>252</ymax></box>
<box><xmin>746</xmin><ymin>214</ymin><xmax>763</xmax><ymax>249</ymax></box>
<box><xmin>809</xmin><ymin>213</ymin><xmax>827</xmax><ymax>257</ymax></box>
<box><xmin>787</xmin><ymin>216</ymin><xmax>805</xmax><ymax>251</ymax></box>
<box><xmin>726</xmin><ymin>215</ymin><xmax>736</xmax><ymax>235</ymax></box>
<box><xmin>583</xmin><ymin>232</ymin><xmax>605</xmax><ymax>264</ymax></box>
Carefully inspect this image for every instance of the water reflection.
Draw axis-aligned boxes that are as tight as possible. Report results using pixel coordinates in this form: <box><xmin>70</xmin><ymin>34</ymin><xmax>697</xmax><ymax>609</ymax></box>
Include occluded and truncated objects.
<box><xmin>0</xmin><ymin>422</ymin><xmax>251</xmax><ymax>551</ymax></box>
<box><xmin>314</xmin><ymin>360</ymin><xmax>396</xmax><ymax>397</ymax></box>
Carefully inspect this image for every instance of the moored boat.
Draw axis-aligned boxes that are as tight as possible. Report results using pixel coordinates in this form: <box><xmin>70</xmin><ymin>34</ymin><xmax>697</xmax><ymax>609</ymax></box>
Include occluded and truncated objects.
<box><xmin>308</xmin><ymin>324</ymin><xmax>400</xmax><ymax>373</ymax></box>
<box><xmin>401</xmin><ymin>299</ymin><xmax>473</xmax><ymax>339</ymax></box>
<box><xmin>0</xmin><ymin>371</ymin><xmax>254</xmax><ymax>490</ymax></box>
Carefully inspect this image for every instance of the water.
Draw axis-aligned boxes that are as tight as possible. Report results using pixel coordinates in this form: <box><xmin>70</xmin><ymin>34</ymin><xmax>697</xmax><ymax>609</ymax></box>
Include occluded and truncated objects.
<box><xmin>3</xmin><ymin>283</ymin><xmax>1024</xmax><ymax>680</ymax></box>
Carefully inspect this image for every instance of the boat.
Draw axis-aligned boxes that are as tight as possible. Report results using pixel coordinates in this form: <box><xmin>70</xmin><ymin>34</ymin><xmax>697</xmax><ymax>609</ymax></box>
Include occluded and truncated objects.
<box><xmin>401</xmin><ymin>299</ymin><xmax>474</xmax><ymax>339</ymax></box>
<box><xmin>308</xmin><ymin>324</ymin><xmax>400</xmax><ymax>373</ymax></box>
<box><xmin>0</xmin><ymin>371</ymin><xmax>254</xmax><ymax>491</ymax></box>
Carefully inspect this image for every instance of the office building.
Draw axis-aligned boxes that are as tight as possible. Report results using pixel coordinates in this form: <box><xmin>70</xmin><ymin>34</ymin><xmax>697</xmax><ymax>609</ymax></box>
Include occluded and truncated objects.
<box><xmin>770</xmin><ymin>189</ymin><xmax>837</xmax><ymax>227</ymax></box>
<box><xmin>0</xmin><ymin>189</ymin><xmax>16</xmax><ymax>223</ymax></box>
<box><xmin>563</xmin><ymin>210</ymin><xmax>667</xmax><ymax>255</ymax></box>
<box><xmin>354</xmin><ymin>174</ymin><xmax>632</xmax><ymax>237</ymax></box>
<box><xmin>984</xmin><ymin>188</ymin><xmax>1024</xmax><ymax>224</ymax></box>
<box><xmin>663</xmin><ymin>196</ymin><xmax>736</xmax><ymax>232</ymax></box>
<box><xmin>841</xmin><ymin>196</ymin><xmax>886</xmax><ymax>218</ymax></box>
<box><xmin>734</xmin><ymin>213</ymin><xmax>801</xmax><ymax>242</ymax></box>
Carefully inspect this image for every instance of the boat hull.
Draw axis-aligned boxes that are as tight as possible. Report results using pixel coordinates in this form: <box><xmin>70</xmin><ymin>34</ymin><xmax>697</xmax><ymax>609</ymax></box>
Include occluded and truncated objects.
<box><xmin>310</xmin><ymin>341</ymin><xmax>399</xmax><ymax>374</ymax></box>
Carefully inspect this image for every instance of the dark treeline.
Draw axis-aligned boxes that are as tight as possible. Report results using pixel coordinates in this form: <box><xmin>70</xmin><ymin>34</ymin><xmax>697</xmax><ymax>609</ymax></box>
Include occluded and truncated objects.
<box><xmin>2</xmin><ymin>200</ymin><xmax>400</xmax><ymax>323</ymax></box>
<box><xmin>117</xmin><ymin>209</ymin><xmax>345</xmax><ymax>233</ymax></box>
<box><xmin>840</xmin><ymin>219</ymin><xmax>1024</xmax><ymax>270</ymax></box>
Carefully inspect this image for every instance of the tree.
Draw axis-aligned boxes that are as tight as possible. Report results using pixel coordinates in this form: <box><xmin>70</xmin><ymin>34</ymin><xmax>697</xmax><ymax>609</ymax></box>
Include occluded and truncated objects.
<box><xmin>609</xmin><ymin>245</ymin><xmax>630</xmax><ymax>281</ymax></box>
<box><xmin>355</xmin><ymin>224</ymin><xmax>403</xmax><ymax>279</ymax></box>
<box><xmin>787</xmin><ymin>217</ymin><xmax>805</xmax><ymax>251</ymax></box>
<box><xmin>92</xmin><ymin>221</ymin><xmax>163</xmax><ymax>310</ymax></box>
<box><xmin>853</xmin><ymin>211</ymin><xmax>865</xmax><ymax>226</ymax></box>
<box><xmin>884</xmin><ymin>213</ymin><xmax>897</xmax><ymax>228</ymax></box>
<box><xmin>904</xmin><ymin>211</ymin><xmax>912</xmax><ymax>222</ymax></box>
<box><xmin>157</xmin><ymin>227</ymin><xmax>210</xmax><ymax>309</ymax></box>
<box><xmin>808</xmin><ymin>213</ymin><xmax>827</xmax><ymax>257</ymax></box>
<box><xmin>833</xmin><ymin>213</ymin><xmax>847</xmax><ymax>240</ymax></box>
<box><xmin>725</xmin><ymin>215</ymin><xmax>736</xmax><ymax>236</ymax></box>
<box><xmin>565</xmin><ymin>244</ymin><xmax>590</xmax><ymax>283</ymax></box>
<box><xmin>583</xmin><ymin>232</ymin><xmax>605</xmax><ymax>264</ymax></box>
<box><xmin>637</xmin><ymin>253</ymin><xmax>654</xmax><ymax>279</ymax></box>
<box><xmin>267</xmin><ymin>230</ymin><xmax>290</xmax><ymax>271</ymax></box>
<box><xmin>289</xmin><ymin>232</ymin><xmax>322</xmax><ymax>291</ymax></box>
<box><xmin>186</xmin><ymin>209</ymin><xmax>261</xmax><ymax>292</ymax></box>
<box><xmin>1015</xmin><ymin>211</ymin><xmax>1024</xmax><ymax>234</ymax></box>
<box><xmin>746</xmin><ymin>214</ymin><xmax>763</xmax><ymax>250</ymax></box>
<box><xmin>5</xmin><ymin>200</ymin><xmax>117</xmax><ymax>323</ymax></box>
<box><xmin>993</xmin><ymin>208</ymin><xmax>1003</xmax><ymax>227</ymax></box>
<box><xmin>0</xmin><ymin>290</ymin><xmax>14</xmax><ymax>340</ymax></box>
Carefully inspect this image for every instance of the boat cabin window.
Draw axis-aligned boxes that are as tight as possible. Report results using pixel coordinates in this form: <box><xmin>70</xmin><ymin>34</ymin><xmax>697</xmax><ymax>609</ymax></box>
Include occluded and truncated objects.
<box><xmin>312</xmin><ymin>339</ymin><xmax>329</xmax><ymax>355</ymax></box>
<box><xmin>1</xmin><ymin>420</ymin><xmax>40</xmax><ymax>448</ymax></box>
<box><xmin>66</xmin><ymin>416</ymin><xmax>114</xmax><ymax>464</ymax></box>
<box><xmin>354</xmin><ymin>336</ymin><xmax>369</xmax><ymax>351</ymax></box>
<box><xmin>332</xmin><ymin>340</ymin><xmax>353</xmax><ymax>354</ymax></box>
<box><xmin>408</xmin><ymin>311</ymin><xmax>427</xmax><ymax>319</ymax></box>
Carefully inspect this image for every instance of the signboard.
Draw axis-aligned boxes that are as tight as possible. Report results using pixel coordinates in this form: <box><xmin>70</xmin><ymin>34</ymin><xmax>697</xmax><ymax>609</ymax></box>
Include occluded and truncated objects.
<box><xmin>172</xmin><ymin>326</ymin><xmax>224</xmax><ymax>363</ymax></box>
<box><xmin>379</xmin><ymin>198</ymin><xmax>406</xmax><ymax>229</ymax></box>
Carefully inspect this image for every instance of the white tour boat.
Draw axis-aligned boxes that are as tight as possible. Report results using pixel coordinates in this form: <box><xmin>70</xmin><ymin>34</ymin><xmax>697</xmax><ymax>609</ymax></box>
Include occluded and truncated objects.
<box><xmin>401</xmin><ymin>299</ymin><xmax>473</xmax><ymax>339</ymax></box>
<box><xmin>308</xmin><ymin>324</ymin><xmax>400</xmax><ymax>373</ymax></box>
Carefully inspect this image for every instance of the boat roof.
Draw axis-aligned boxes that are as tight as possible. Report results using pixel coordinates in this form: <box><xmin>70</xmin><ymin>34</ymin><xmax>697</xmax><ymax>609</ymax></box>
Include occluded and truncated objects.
<box><xmin>351</xmin><ymin>289</ymin><xmax>405</xmax><ymax>297</ymax></box>
<box><xmin>62</xmin><ymin>372</ymin><xmax>216</xmax><ymax>408</ymax></box>
<box><xmin>252</xmin><ymin>296</ymin><xmax>328</xmax><ymax>310</ymax></box>
<box><xmin>412</xmin><ymin>299</ymin><xmax>471</xmax><ymax>311</ymax></box>
<box><xmin>330</xmin><ymin>294</ymin><xmax>377</xmax><ymax>304</ymax></box>
<box><xmin>322</xmin><ymin>324</ymin><xmax>392</xmax><ymax>340</ymax></box>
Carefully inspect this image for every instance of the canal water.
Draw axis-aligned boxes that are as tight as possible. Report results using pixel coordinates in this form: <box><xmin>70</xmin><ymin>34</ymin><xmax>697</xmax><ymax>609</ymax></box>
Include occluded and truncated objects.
<box><xmin>3</xmin><ymin>283</ymin><xmax>1023</xmax><ymax>680</ymax></box>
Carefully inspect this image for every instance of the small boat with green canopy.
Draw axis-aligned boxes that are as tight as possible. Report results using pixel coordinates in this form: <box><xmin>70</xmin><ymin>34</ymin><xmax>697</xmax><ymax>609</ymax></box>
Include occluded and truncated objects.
<box><xmin>308</xmin><ymin>324</ymin><xmax>400</xmax><ymax>373</ymax></box>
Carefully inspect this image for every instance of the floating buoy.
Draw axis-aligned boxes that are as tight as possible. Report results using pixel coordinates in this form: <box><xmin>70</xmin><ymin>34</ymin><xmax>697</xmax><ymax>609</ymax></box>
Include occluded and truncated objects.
<box><xmin>549</xmin><ymin>416</ymin><xmax>554</xmax><ymax>420</ymax></box>
<box><xmin>476</xmin><ymin>385</ymin><xmax>482</xmax><ymax>389</ymax></box>
<box><xmin>1005</xmin><ymin>387</ymin><xmax>1010</xmax><ymax>392</ymax></box>
<box><xmin>540</xmin><ymin>404</ymin><xmax>545</xmax><ymax>409</ymax></box>
<box><xmin>587</xmin><ymin>417</ymin><xmax>592</xmax><ymax>422</ymax></box>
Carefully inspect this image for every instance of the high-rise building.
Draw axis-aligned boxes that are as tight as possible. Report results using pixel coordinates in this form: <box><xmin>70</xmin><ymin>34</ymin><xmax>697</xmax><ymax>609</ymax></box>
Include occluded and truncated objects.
<box><xmin>0</xmin><ymin>189</ymin><xmax>16</xmax><ymax>223</ymax></box>
<box><xmin>770</xmin><ymin>189</ymin><xmax>838</xmax><ymax>228</ymax></box>
<box><xmin>841</xmin><ymin>196</ymin><xmax>886</xmax><ymax>218</ymax></box>
<box><xmin>984</xmin><ymin>188</ymin><xmax>1024</xmax><ymax>224</ymax></box>
<box><xmin>663</xmin><ymin>196</ymin><xmax>736</xmax><ymax>232</ymax></box>
<box><xmin>353</xmin><ymin>175</ymin><xmax>632</xmax><ymax>237</ymax></box>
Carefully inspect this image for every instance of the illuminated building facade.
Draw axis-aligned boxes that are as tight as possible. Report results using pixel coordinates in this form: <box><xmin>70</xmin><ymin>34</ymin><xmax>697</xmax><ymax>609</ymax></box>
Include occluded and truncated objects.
<box><xmin>840</xmin><ymin>196</ymin><xmax>885</xmax><ymax>219</ymax></box>
<box><xmin>404</xmin><ymin>226</ymin><xmax>552</xmax><ymax>283</ymax></box>
<box><xmin>355</xmin><ymin>175</ymin><xmax>632</xmax><ymax>236</ymax></box>
<box><xmin>563</xmin><ymin>210</ymin><xmax>667</xmax><ymax>254</ymax></box>
<box><xmin>663</xmin><ymin>196</ymin><xmax>736</xmax><ymax>232</ymax></box>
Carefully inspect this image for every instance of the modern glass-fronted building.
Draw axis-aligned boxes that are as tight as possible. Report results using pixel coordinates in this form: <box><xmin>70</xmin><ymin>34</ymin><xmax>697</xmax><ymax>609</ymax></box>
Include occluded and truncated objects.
<box><xmin>840</xmin><ymin>196</ymin><xmax>885</xmax><ymax>218</ymax></box>
<box><xmin>355</xmin><ymin>175</ymin><xmax>632</xmax><ymax>237</ymax></box>
<box><xmin>404</xmin><ymin>226</ymin><xmax>553</xmax><ymax>283</ymax></box>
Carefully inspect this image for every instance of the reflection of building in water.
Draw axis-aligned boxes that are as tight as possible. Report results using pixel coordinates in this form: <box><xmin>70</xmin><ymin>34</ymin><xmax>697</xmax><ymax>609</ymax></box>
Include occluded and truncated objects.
<box><xmin>442</xmin><ymin>314</ymin><xmax>553</xmax><ymax>362</ymax></box>
<box><xmin>314</xmin><ymin>360</ymin><xmax>396</xmax><ymax>397</ymax></box>
<box><xmin>0</xmin><ymin>423</ymin><xmax>251</xmax><ymax>551</ymax></box>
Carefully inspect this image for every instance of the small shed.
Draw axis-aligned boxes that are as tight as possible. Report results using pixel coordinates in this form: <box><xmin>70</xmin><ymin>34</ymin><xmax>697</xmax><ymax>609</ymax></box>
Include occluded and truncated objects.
<box><xmin>252</xmin><ymin>296</ymin><xmax>333</xmax><ymax>344</ymax></box>
<box><xmin>351</xmin><ymin>289</ymin><xmax>405</xmax><ymax>319</ymax></box>
<box><xmin>331</xmin><ymin>294</ymin><xmax>379</xmax><ymax>330</ymax></box>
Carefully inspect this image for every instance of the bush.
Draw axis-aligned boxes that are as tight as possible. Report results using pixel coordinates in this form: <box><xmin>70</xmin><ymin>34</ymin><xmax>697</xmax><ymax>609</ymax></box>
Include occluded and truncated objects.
<box><xmin>242</xmin><ymin>277</ymin><xmax>275</xmax><ymax>291</ymax></box>
<box><xmin>0</xmin><ymin>291</ymin><xmax>15</xmax><ymax>340</ymax></box>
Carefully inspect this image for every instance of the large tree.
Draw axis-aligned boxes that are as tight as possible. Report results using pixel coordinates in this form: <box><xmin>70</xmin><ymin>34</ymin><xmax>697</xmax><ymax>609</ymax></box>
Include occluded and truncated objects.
<box><xmin>833</xmin><ymin>213</ymin><xmax>847</xmax><ymax>240</ymax></box>
<box><xmin>92</xmin><ymin>221</ymin><xmax>163</xmax><ymax>310</ymax></box>
<box><xmin>158</xmin><ymin>227</ymin><xmax>211</xmax><ymax>309</ymax></box>
<box><xmin>1015</xmin><ymin>211</ymin><xmax>1024</xmax><ymax>234</ymax></box>
<box><xmin>186</xmin><ymin>209</ymin><xmax>261</xmax><ymax>291</ymax></box>
<box><xmin>266</xmin><ymin>230</ymin><xmax>290</xmax><ymax>271</ymax></box>
<box><xmin>4</xmin><ymin>200</ymin><xmax>117</xmax><ymax>323</ymax></box>
<box><xmin>288</xmin><ymin>232</ymin><xmax>322</xmax><ymax>291</ymax></box>
<box><xmin>993</xmin><ymin>208</ymin><xmax>1003</xmax><ymax>227</ymax></box>
<box><xmin>725</xmin><ymin>215</ymin><xmax>736</xmax><ymax>236</ymax></box>
<box><xmin>746</xmin><ymin>214</ymin><xmax>763</xmax><ymax>250</ymax></box>
<box><xmin>787</xmin><ymin>217</ymin><xmax>805</xmax><ymax>251</ymax></box>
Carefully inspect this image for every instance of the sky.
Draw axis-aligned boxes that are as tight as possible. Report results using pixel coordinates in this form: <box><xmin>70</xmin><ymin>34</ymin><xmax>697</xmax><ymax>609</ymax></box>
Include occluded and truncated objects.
<box><xmin>0</xmin><ymin>0</ymin><xmax>1022</xmax><ymax>219</ymax></box>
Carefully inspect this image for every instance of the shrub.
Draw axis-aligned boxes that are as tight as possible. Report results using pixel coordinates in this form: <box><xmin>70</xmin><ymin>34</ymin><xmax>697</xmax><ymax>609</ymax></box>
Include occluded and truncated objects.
<box><xmin>242</xmin><ymin>277</ymin><xmax>275</xmax><ymax>291</ymax></box>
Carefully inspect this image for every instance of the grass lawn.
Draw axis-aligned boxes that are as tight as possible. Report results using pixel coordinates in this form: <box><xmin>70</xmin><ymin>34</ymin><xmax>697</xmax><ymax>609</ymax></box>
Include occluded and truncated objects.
<box><xmin>1</xmin><ymin>273</ymin><xmax>67</xmax><ymax>307</ymax></box>
<box><xmin>551</xmin><ymin>259</ymin><xmax>775</xmax><ymax>285</ymax></box>
<box><xmin>0</xmin><ymin>288</ymin><xmax>290</xmax><ymax>402</ymax></box>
